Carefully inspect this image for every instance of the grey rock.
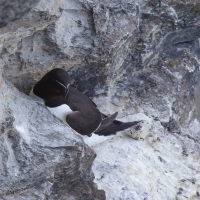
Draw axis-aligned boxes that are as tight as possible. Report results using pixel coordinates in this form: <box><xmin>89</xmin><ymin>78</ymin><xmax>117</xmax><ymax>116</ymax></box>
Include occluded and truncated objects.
<box><xmin>127</xmin><ymin>113</ymin><xmax>153</xmax><ymax>140</ymax></box>
<box><xmin>0</xmin><ymin>80</ymin><xmax>105</xmax><ymax>199</ymax></box>
<box><xmin>0</xmin><ymin>0</ymin><xmax>200</xmax><ymax>199</ymax></box>
<box><xmin>0</xmin><ymin>0</ymin><xmax>40</xmax><ymax>28</ymax></box>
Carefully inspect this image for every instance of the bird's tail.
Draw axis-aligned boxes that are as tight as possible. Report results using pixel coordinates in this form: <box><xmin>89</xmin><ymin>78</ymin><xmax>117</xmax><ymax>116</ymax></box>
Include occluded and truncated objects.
<box><xmin>94</xmin><ymin>120</ymin><xmax>141</xmax><ymax>136</ymax></box>
<box><xmin>95</xmin><ymin>112</ymin><xmax>118</xmax><ymax>132</ymax></box>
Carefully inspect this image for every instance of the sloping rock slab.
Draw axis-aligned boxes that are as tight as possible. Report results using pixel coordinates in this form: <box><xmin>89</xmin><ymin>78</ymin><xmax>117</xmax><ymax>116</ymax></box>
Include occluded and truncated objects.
<box><xmin>0</xmin><ymin>80</ymin><xmax>105</xmax><ymax>200</ymax></box>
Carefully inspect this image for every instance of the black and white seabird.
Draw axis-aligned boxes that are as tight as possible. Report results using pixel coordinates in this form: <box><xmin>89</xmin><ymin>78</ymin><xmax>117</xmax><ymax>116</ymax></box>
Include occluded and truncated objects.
<box><xmin>30</xmin><ymin>68</ymin><xmax>140</xmax><ymax>146</ymax></box>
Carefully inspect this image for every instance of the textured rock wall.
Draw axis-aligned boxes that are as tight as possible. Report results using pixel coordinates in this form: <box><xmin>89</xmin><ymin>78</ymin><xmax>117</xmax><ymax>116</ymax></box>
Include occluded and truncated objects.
<box><xmin>0</xmin><ymin>1</ymin><xmax>105</xmax><ymax>199</ymax></box>
<box><xmin>0</xmin><ymin>0</ymin><xmax>200</xmax><ymax>199</ymax></box>
<box><xmin>0</xmin><ymin>82</ymin><xmax>105</xmax><ymax>199</ymax></box>
<box><xmin>0</xmin><ymin>0</ymin><xmax>39</xmax><ymax>28</ymax></box>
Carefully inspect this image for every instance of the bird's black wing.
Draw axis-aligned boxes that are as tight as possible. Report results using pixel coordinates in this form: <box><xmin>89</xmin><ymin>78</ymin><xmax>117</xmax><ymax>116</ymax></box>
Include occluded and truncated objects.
<box><xmin>66</xmin><ymin>86</ymin><xmax>101</xmax><ymax>136</ymax></box>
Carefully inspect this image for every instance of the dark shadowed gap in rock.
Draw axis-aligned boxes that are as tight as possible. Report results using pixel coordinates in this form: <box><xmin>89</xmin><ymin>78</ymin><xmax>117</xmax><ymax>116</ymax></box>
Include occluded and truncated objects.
<box><xmin>68</xmin><ymin>61</ymin><xmax>109</xmax><ymax>97</ymax></box>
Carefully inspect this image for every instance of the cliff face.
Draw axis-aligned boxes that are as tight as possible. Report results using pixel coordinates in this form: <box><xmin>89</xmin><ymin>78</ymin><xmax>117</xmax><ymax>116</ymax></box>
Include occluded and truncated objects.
<box><xmin>0</xmin><ymin>0</ymin><xmax>200</xmax><ymax>199</ymax></box>
<box><xmin>0</xmin><ymin>81</ymin><xmax>105</xmax><ymax>199</ymax></box>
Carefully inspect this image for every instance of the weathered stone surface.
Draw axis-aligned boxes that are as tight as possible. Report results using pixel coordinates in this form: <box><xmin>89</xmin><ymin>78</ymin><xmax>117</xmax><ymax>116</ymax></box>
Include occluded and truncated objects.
<box><xmin>93</xmin><ymin>120</ymin><xmax>200</xmax><ymax>200</ymax></box>
<box><xmin>0</xmin><ymin>2</ymin><xmax>106</xmax><ymax>197</ymax></box>
<box><xmin>0</xmin><ymin>0</ymin><xmax>40</xmax><ymax>28</ymax></box>
<box><xmin>0</xmin><ymin>80</ymin><xmax>105</xmax><ymax>199</ymax></box>
<box><xmin>0</xmin><ymin>0</ymin><xmax>200</xmax><ymax>199</ymax></box>
<box><xmin>128</xmin><ymin>113</ymin><xmax>153</xmax><ymax>140</ymax></box>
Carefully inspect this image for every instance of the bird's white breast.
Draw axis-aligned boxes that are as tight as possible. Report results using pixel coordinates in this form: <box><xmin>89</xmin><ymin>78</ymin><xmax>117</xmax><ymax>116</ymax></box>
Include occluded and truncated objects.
<box><xmin>47</xmin><ymin>105</ymin><xmax>72</xmax><ymax>123</ymax></box>
<box><xmin>29</xmin><ymin>88</ymin><xmax>73</xmax><ymax>123</ymax></box>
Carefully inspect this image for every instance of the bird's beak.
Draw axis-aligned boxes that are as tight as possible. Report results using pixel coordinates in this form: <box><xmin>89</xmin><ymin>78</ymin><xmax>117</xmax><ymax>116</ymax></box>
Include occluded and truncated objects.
<box><xmin>65</xmin><ymin>83</ymin><xmax>71</xmax><ymax>100</ymax></box>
